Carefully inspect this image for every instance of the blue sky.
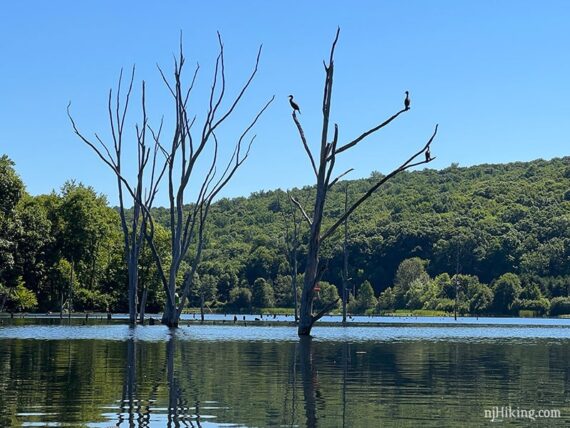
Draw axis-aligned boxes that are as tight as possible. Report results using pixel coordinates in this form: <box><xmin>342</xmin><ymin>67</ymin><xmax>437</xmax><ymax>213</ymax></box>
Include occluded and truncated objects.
<box><xmin>1</xmin><ymin>1</ymin><xmax>569</xmax><ymax>206</ymax></box>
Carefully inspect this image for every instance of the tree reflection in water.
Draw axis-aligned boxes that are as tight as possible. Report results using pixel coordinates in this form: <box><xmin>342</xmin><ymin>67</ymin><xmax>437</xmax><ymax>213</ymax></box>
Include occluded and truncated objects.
<box><xmin>116</xmin><ymin>329</ymin><xmax>200</xmax><ymax>428</ymax></box>
<box><xmin>298</xmin><ymin>336</ymin><xmax>317</xmax><ymax>427</ymax></box>
<box><xmin>297</xmin><ymin>337</ymin><xmax>352</xmax><ymax>428</ymax></box>
<box><xmin>2</xmin><ymin>324</ymin><xmax>570</xmax><ymax>427</ymax></box>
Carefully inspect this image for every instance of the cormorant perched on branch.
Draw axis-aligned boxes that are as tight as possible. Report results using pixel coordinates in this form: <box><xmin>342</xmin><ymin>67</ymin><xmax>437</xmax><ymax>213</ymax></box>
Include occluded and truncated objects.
<box><xmin>404</xmin><ymin>91</ymin><xmax>410</xmax><ymax>110</ymax></box>
<box><xmin>425</xmin><ymin>147</ymin><xmax>431</xmax><ymax>162</ymax></box>
<box><xmin>288</xmin><ymin>95</ymin><xmax>301</xmax><ymax>114</ymax></box>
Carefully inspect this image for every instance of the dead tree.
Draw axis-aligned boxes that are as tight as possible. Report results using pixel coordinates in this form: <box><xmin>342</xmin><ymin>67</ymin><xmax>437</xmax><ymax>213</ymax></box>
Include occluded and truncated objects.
<box><xmin>278</xmin><ymin>192</ymin><xmax>304</xmax><ymax>323</ymax></box>
<box><xmin>341</xmin><ymin>183</ymin><xmax>351</xmax><ymax>325</ymax></box>
<box><xmin>141</xmin><ymin>35</ymin><xmax>273</xmax><ymax>327</ymax></box>
<box><xmin>291</xmin><ymin>28</ymin><xmax>438</xmax><ymax>336</ymax></box>
<box><xmin>70</xmin><ymin>35</ymin><xmax>273</xmax><ymax>328</ymax></box>
<box><xmin>68</xmin><ymin>69</ymin><xmax>166</xmax><ymax>325</ymax></box>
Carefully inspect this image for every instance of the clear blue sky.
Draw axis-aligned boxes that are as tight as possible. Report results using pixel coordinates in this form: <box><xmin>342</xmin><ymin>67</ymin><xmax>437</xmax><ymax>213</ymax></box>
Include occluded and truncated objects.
<box><xmin>1</xmin><ymin>1</ymin><xmax>569</xmax><ymax>206</ymax></box>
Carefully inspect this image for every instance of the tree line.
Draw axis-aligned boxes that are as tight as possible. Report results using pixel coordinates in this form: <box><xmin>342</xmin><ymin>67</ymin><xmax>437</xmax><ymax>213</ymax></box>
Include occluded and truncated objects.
<box><xmin>1</xmin><ymin>154</ymin><xmax>569</xmax><ymax>317</ymax></box>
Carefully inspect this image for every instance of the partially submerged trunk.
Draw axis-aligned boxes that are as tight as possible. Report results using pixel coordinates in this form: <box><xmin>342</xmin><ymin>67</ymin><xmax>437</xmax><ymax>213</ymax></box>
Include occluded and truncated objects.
<box><xmin>138</xmin><ymin>284</ymin><xmax>149</xmax><ymax>324</ymax></box>
<box><xmin>298</xmin><ymin>219</ymin><xmax>323</xmax><ymax>336</ymax></box>
<box><xmin>292</xmin><ymin>28</ymin><xmax>437</xmax><ymax>336</ymax></box>
<box><xmin>0</xmin><ymin>293</ymin><xmax>7</xmax><ymax>313</ymax></box>
<box><xmin>161</xmin><ymin>284</ymin><xmax>178</xmax><ymax>327</ymax></box>
<box><xmin>69</xmin><ymin>68</ymin><xmax>162</xmax><ymax>327</ymax></box>
<box><xmin>292</xmin><ymin>255</ymin><xmax>299</xmax><ymax>323</ymax></box>
<box><xmin>342</xmin><ymin>185</ymin><xmax>349</xmax><ymax>325</ymax></box>
<box><xmin>127</xmin><ymin>257</ymin><xmax>138</xmax><ymax>324</ymax></box>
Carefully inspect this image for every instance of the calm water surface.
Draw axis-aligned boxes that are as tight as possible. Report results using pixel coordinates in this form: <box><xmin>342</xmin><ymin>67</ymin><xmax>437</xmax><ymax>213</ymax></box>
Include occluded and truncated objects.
<box><xmin>0</xmin><ymin>319</ymin><xmax>569</xmax><ymax>427</ymax></box>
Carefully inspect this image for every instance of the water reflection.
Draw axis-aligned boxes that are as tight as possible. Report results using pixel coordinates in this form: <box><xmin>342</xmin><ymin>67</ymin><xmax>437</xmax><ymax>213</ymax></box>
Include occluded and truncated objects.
<box><xmin>298</xmin><ymin>337</ymin><xmax>317</xmax><ymax>427</ymax></box>
<box><xmin>0</xmin><ymin>324</ymin><xmax>570</xmax><ymax>426</ymax></box>
<box><xmin>114</xmin><ymin>331</ymin><xmax>197</xmax><ymax>427</ymax></box>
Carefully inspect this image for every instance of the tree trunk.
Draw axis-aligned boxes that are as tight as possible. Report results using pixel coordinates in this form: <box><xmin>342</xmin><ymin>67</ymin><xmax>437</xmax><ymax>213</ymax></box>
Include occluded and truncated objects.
<box><xmin>162</xmin><ymin>303</ymin><xmax>178</xmax><ymax>327</ymax></box>
<box><xmin>298</xmin><ymin>231</ymin><xmax>320</xmax><ymax>336</ymax></box>
<box><xmin>0</xmin><ymin>293</ymin><xmax>7</xmax><ymax>313</ymax></box>
<box><xmin>298</xmin><ymin>167</ymin><xmax>327</xmax><ymax>336</ymax></box>
<box><xmin>342</xmin><ymin>290</ymin><xmax>347</xmax><ymax>325</ymax></box>
<box><xmin>138</xmin><ymin>284</ymin><xmax>148</xmax><ymax>324</ymax></box>
<box><xmin>162</xmin><ymin>287</ymin><xmax>177</xmax><ymax>327</ymax></box>
<box><xmin>290</xmin><ymin>28</ymin><xmax>436</xmax><ymax>335</ymax></box>
<box><xmin>292</xmin><ymin>256</ymin><xmax>299</xmax><ymax>323</ymax></box>
<box><xmin>68</xmin><ymin>260</ymin><xmax>74</xmax><ymax>319</ymax></box>
<box><xmin>454</xmin><ymin>278</ymin><xmax>458</xmax><ymax>321</ymax></box>
<box><xmin>200</xmin><ymin>292</ymin><xmax>205</xmax><ymax>323</ymax></box>
<box><xmin>128</xmin><ymin>256</ymin><xmax>138</xmax><ymax>325</ymax></box>
<box><xmin>342</xmin><ymin>186</ymin><xmax>349</xmax><ymax>325</ymax></box>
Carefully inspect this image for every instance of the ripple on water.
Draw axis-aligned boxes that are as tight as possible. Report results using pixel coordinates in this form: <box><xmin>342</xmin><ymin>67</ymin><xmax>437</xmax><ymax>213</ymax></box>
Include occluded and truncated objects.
<box><xmin>2</xmin><ymin>320</ymin><xmax>570</xmax><ymax>427</ymax></box>
<box><xmin>1</xmin><ymin>322</ymin><xmax>570</xmax><ymax>343</ymax></box>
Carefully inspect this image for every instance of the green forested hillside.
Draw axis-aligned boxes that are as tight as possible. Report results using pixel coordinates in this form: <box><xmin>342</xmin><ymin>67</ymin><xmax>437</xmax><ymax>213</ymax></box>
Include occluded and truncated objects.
<box><xmin>1</xmin><ymin>154</ymin><xmax>569</xmax><ymax>315</ymax></box>
<box><xmin>189</xmin><ymin>157</ymin><xmax>570</xmax><ymax>298</ymax></box>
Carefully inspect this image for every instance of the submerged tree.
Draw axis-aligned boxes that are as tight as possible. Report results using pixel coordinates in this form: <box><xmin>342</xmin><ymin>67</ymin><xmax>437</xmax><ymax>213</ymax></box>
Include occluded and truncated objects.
<box><xmin>278</xmin><ymin>192</ymin><xmax>304</xmax><ymax>322</ymax></box>
<box><xmin>341</xmin><ymin>183</ymin><xmax>351</xmax><ymax>324</ymax></box>
<box><xmin>290</xmin><ymin>28</ymin><xmax>438</xmax><ymax>336</ymax></box>
<box><xmin>69</xmin><ymin>68</ymin><xmax>167</xmax><ymax>325</ymax></box>
<box><xmin>71</xmin><ymin>34</ymin><xmax>273</xmax><ymax>327</ymax></box>
<box><xmin>147</xmin><ymin>37</ymin><xmax>273</xmax><ymax>327</ymax></box>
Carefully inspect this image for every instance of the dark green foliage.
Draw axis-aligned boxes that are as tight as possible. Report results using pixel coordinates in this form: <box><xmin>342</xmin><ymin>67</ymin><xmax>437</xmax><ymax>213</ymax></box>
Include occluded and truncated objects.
<box><xmin>229</xmin><ymin>287</ymin><xmax>252</xmax><ymax>310</ymax></box>
<box><xmin>273</xmin><ymin>274</ymin><xmax>299</xmax><ymax>307</ymax></box>
<box><xmin>492</xmin><ymin>273</ymin><xmax>522</xmax><ymax>314</ymax></box>
<box><xmin>516</xmin><ymin>298</ymin><xmax>550</xmax><ymax>316</ymax></box>
<box><xmin>2</xmin><ymin>154</ymin><xmax>570</xmax><ymax>316</ymax></box>
<box><xmin>377</xmin><ymin>287</ymin><xmax>395</xmax><ymax>310</ymax></box>
<box><xmin>154</xmin><ymin>157</ymin><xmax>570</xmax><ymax>305</ymax></box>
<box><xmin>0</xmin><ymin>155</ymin><xmax>24</xmax><ymax>215</ymax></box>
<box><xmin>393</xmin><ymin>258</ymin><xmax>430</xmax><ymax>308</ymax></box>
<box><xmin>73</xmin><ymin>288</ymin><xmax>111</xmax><ymax>312</ymax></box>
<box><xmin>549</xmin><ymin>297</ymin><xmax>570</xmax><ymax>316</ymax></box>
<box><xmin>354</xmin><ymin>280</ymin><xmax>377</xmax><ymax>313</ymax></box>
<box><xmin>251</xmin><ymin>278</ymin><xmax>275</xmax><ymax>308</ymax></box>
<box><xmin>468</xmin><ymin>283</ymin><xmax>494</xmax><ymax>314</ymax></box>
<box><xmin>313</xmin><ymin>281</ymin><xmax>340</xmax><ymax>311</ymax></box>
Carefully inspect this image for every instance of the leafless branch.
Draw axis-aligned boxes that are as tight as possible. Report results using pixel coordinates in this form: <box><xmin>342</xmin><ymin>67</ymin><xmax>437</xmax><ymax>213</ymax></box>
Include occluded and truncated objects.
<box><xmin>312</xmin><ymin>298</ymin><xmax>340</xmax><ymax>325</ymax></box>
<box><xmin>321</xmin><ymin>124</ymin><xmax>439</xmax><ymax>242</ymax></box>
<box><xmin>328</xmin><ymin>168</ymin><xmax>354</xmax><ymax>189</ymax></box>
<box><xmin>292</xmin><ymin>111</ymin><xmax>318</xmax><ymax>177</ymax></box>
<box><xmin>324</xmin><ymin>123</ymin><xmax>339</xmax><ymax>186</ymax></box>
<box><xmin>289</xmin><ymin>195</ymin><xmax>313</xmax><ymax>226</ymax></box>
<box><xmin>331</xmin><ymin>108</ymin><xmax>408</xmax><ymax>159</ymax></box>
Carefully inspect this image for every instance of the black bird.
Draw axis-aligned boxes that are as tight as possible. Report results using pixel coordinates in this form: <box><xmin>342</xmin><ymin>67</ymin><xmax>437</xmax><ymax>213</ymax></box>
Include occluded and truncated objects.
<box><xmin>288</xmin><ymin>95</ymin><xmax>301</xmax><ymax>114</ymax></box>
<box><xmin>425</xmin><ymin>147</ymin><xmax>431</xmax><ymax>162</ymax></box>
<box><xmin>404</xmin><ymin>91</ymin><xmax>410</xmax><ymax>110</ymax></box>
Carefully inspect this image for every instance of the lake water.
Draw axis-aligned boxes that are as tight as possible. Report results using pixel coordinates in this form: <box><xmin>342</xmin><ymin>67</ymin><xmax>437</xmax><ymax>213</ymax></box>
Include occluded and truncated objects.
<box><xmin>0</xmin><ymin>318</ymin><xmax>569</xmax><ymax>427</ymax></box>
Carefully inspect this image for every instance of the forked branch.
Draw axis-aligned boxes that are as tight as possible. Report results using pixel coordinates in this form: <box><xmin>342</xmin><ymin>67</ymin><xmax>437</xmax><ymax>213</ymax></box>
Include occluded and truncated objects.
<box><xmin>330</xmin><ymin>108</ymin><xmax>408</xmax><ymax>160</ymax></box>
<box><xmin>321</xmin><ymin>124</ymin><xmax>439</xmax><ymax>242</ymax></box>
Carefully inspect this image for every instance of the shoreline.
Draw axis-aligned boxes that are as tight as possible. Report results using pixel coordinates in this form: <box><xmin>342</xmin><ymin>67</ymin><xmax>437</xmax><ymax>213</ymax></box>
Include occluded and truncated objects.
<box><xmin>2</xmin><ymin>312</ymin><xmax>570</xmax><ymax>329</ymax></box>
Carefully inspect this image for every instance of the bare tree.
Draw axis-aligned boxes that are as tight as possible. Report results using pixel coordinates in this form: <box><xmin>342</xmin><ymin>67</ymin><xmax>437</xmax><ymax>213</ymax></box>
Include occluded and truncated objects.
<box><xmin>141</xmin><ymin>35</ymin><xmax>273</xmax><ymax>327</ymax></box>
<box><xmin>70</xmin><ymin>35</ymin><xmax>273</xmax><ymax>328</ymax></box>
<box><xmin>69</xmin><ymin>68</ymin><xmax>166</xmax><ymax>325</ymax></box>
<box><xmin>341</xmin><ymin>183</ymin><xmax>351</xmax><ymax>325</ymax></box>
<box><xmin>277</xmin><ymin>192</ymin><xmax>304</xmax><ymax>323</ymax></box>
<box><xmin>291</xmin><ymin>28</ymin><xmax>438</xmax><ymax>336</ymax></box>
